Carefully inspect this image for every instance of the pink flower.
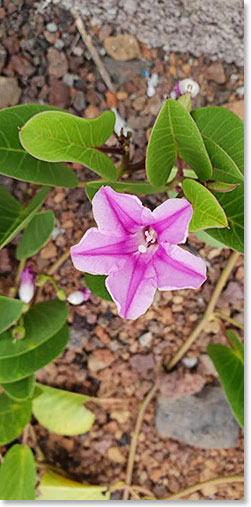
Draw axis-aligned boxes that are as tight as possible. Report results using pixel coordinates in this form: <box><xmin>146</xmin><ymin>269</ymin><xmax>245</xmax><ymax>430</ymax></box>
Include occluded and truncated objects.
<box><xmin>19</xmin><ymin>265</ymin><xmax>35</xmax><ymax>304</ymax></box>
<box><xmin>71</xmin><ymin>187</ymin><xmax>206</xmax><ymax>320</ymax></box>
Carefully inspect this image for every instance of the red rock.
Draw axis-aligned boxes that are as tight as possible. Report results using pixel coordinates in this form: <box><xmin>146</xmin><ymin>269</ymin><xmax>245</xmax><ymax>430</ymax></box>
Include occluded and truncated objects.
<box><xmin>4</xmin><ymin>35</ymin><xmax>19</xmax><ymax>54</ymax></box>
<box><xmin>84</xmin><ymin>105</ymin><xmax>100</xmax><ymax>119</ymax></box>
<box><xmin>49</xmin><ymin>78</ymin><xmax>70</xmax><ymax>108</ymax></box>
<box><xmin>0</xmin><ymin>7</ymin><xmax>6</xmax><ymax>19</ymax></box>
<box><xmin>47</xmin><ymin>47</ymin><xmax>68</xmax><ymax>78</ymax></box>
<box><xmin>130</xmin><ymin>353</ymin><xmax>155</xmax><ymax>374</ymax></box>
<box><xmin>10</xmin><ymin>55</ymin><xmax>34</xmax><ymax>77</ymax></box>
<box><xmin>0</xmin><ymin>248</ymin><xmax>12</xmax><ymax>273</ymax></box>
<box><xmin>205</xmin><ymin>61</ymin><xmax>226</xmax><ymax>84</ymax></box>
<box><xmin>88</xmin><ymin>349</ymin><xmax>115</xmax><ymax>372</ymax></box>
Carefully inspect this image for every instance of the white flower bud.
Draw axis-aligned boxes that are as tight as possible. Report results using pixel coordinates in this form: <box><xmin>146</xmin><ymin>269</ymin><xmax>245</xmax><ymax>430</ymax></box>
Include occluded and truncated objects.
<box><xmin>67</xmin><ymin>288</ymin><xmax>91</xmax><ymax>305</ymax></box>
<box><xmin>179</xmin><ymin>78</ymin><xmax>200</xmax><ymax>98</ymax></box>
<box><xmin>19</xmin><ymin>266</ymin><xmax>35</xmax><ymax>304</ymax></box>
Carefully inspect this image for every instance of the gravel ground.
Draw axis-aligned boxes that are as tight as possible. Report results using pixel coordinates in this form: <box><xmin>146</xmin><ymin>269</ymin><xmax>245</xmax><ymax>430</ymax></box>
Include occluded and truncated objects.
<box><xmin>45</xmin><ymin>0</ymin><xmax>244</xmax><ymax>65</ymax></box>
<box><xmin>0</xmin><ymin>0</ymin><xmax>244</xmax><ymax>500</ymax></box>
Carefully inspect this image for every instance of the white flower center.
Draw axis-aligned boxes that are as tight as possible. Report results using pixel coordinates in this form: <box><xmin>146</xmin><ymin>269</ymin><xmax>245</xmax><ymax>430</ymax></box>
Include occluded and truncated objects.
<box><xmin>137</xmin><ymin>226</ymin><xmax>158</xmax><ymax>254</ymax></box>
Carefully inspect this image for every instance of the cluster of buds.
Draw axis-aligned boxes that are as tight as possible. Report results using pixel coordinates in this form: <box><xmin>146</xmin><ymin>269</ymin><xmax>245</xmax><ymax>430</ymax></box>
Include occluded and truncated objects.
<box><xmin>170</xmin><ymin>78</ymin><xmax>200</xmax><ymax>100</ymax></box>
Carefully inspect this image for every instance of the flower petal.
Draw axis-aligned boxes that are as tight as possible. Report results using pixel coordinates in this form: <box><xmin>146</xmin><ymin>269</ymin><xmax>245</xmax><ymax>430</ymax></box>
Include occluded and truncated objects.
<box><xmin>106</xmin><ymin>255</ymin><xmax>157</xmax><ymax>319</ymax></box>
<box><xmin>93</xmin><ymin>186</ymin><xmax>152</xmax><ymax>237</ymax></box>
<box><xmin>71</xmin><ymin>228</ymin><xmax>137</xmax><ymax>275</ymax></box>
<box><xmin>153</xmin><ymin>244</ymin><xmax>206</xmax><ymax>290</ymax></box>
<box><xmin>152</xmin><ymin>198</ymin><xmax>193</xmax><ymax>244</ymax></box>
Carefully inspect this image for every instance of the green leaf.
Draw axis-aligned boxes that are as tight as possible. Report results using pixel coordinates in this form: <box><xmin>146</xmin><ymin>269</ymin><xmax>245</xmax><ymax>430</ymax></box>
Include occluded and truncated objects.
<box><xmin>0</xmin><ymin>392</ymin><xmax>32</xmax><ymax>445</ymax></box>
<box><xmin>206</xmin><ymin>183</ymin><xmax>244</xmax><ymax>253</ymax></box>
<box><xmin>16</xmin><ymin>210</ymin><xmax>55</xmax><ymax>260</ymax></box>
<box><xmin>192</xmin><ymin>106</ymin><xmax>244</xmax><ymax>184</ymax></box>
<box><xmin>32</xmin><ymin>384</ymin><xmax>94</xmax><ymax>435</ymax></box>
<box><xmin>178</xmin><ymin>93</ymin><xmax>192</xmax><ymax>112</ymax></box>
<box><xmin>207</xmin><ymin>181</ymin><xmax>239</xmax><ymax>193</ymax></box>
<box><xmin>0</xmin><ymin>105</ymin><xmax>78</xmax><ymax>187</ymax></box>
<box><xmin>207</xmin><ymin>331</ymin><xmax>244</xmax><ymax>428</ymax></box>
<box><xmin>226</xmin><ymin>329</ymin><xmax>244</xmax><ymax>358</ymax></box>
<box><xmin>85</xmin><ymin>179</ymin><xmax>167</xmax><ymax>200</ymax></box>
<box><xmin>0</xmin><ymin>186</ymin><xmax>50</xmax><ymax>249</ymax></box>
<box><xmin>0</xmin><ymin>324</ymin><xmax>69</xmax><ymax>384</ymax></box>
<box><xmin>0</xmin><ymin>300</ymin><xmax>68</xmax><ymax>383</ymax></box>
<box><xmin>37</xmin><ymin>471</ymin><xmax>110</xmax><ymax>501</ymax></box>
<box><xmin>2</xmin><ymin>375</ymin><xmax>35</xmax><ymax>402</ymax></box>
<box><xmin>85</xmin><ymin>273</ymin><xmax>113</xmax><ymax>302</ymax></box>
<box><xmin>0</xmin><ymin>295</ymin><xmax>23</xmax><ymax>335</ymax></box>
<box><xmin>182</xmin><ymin>179</ymin><xmax>228</xmax><ymax>231</ymax></box>
<box><xmin>146</xmin><ymin>99</ymin><xmax>212</xmax><ymax>186</ymax></box>
<box><xmin>19</xmin><ymin>110</ymin><xmax>117</xmax><ymax>181</ymax></box>
<box><xmin>0</xmin><ymin>444</ymin><xmax>36</xmax><ymax>500</ymax></box>
<box><xmin>195</xmin><ymin>230</ymin><xmax>227</xmax><ymax>249</ymax></box>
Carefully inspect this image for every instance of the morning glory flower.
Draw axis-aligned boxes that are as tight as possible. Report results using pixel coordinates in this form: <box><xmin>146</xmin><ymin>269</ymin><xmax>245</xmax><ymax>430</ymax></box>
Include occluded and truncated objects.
<box><xmin>67</xmin><ymin>288</ymin><xmax>91</xmax><ymax>305</ymax></box>
<box><xmin>19</xmin><ymin>265</ymin><xmax>35</xmax><ymax>304</ymax></box>
<box><xmin>71</xmin><ymin>187</ymin><xmax>206</xmax><ymax>320</ymax></box>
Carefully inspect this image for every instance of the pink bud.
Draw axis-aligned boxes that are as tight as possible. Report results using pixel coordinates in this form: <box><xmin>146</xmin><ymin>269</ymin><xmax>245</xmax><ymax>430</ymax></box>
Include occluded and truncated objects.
<box><xmin>67</xmin><ymin>288</ymin><xmax>91</xmax><ymax>305</ymax></box>
<box><xmin>19</xmin><ymin>265</ymin><xmax>35</xmax><ymax>304</ymax></box>
<box><xmin>179</xmin><ymin>78</ymin><xmax>200</xmax><ymax>98</ymax></box>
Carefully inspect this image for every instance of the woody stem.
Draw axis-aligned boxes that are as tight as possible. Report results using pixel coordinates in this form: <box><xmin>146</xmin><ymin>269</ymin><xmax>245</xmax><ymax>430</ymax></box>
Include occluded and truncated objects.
<box><xmin>167</xmin><ymin>250</ymin><xmax>240</xmax><ymax>370</ymax></box>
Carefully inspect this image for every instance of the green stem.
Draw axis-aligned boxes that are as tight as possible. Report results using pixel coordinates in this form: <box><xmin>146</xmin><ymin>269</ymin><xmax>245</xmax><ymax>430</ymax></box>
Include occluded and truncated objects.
<box><xmin>212</xmin><ymin>311</ymin><xmax>244</xmax><ymax>330</ymax></box>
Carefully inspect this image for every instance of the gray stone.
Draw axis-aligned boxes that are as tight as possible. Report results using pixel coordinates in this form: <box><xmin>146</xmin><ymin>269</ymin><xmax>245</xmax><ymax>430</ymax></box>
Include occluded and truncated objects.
<box><xmin>139</xmin><ymin>331</ymin><xmax>153</xmax><ymax>347</ymax></box>
<box><xmin>46</xmin><ymin>22</ymin><xmax>58</xmax><ymax>33</ymax></box>
<box><xmin>0</xmin><ymin>77</ymin><xmax>21</xmax><ymax>108</ymax></box>
<box><xmin>156</xmin><ymin>386</ymin><xmax>239</xmax><ymax>449</ymax></box>
<box><xmin>51</xmin><ymin>0</ymin><xmax>243</xmax><ymax>65</ymax></box>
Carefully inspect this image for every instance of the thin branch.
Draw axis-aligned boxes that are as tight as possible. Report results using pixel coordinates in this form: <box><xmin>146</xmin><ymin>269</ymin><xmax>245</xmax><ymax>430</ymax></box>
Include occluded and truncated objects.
<box><xmin>167</xmin><ymin>250</ymin><xmax>240</xmax><ymax>370</ymax></box>
<box><xmin>71</xmin><ymin>11</ymin><xmax>116</xmax><ymax>93</ymax></box>
<box><xmin>213</xmin><ymin>311</ymin><xmax>244</xmax><ymax>331</ymax></box>
<box><xmin>162</xmin><ymin>474</ymin><xmax>244</xmax><ymax>501</ymax></box>
<box><xmin>122</xmin><ymin>369</ymin><xmax>160</xmax><ymax>500</ymax></box>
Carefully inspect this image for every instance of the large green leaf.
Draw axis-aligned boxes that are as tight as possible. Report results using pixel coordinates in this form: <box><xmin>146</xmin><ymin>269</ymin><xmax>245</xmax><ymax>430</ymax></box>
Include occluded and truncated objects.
<box><xmin>37</xmin><ymin>471</ymin><xmax>110</xmax><ymax>501</ymax></box>
<box><xmin>32</xmin><ymin>384</ymin><xmax>94</xmax><ymax>435</ymax></box>
<box><xmin>182</xmin><ymin>179</ymin><xmax>228</xmax><ymax>231</ymax></box>
<box><xmin>207</xmin><ymin>330</ymin><xmax>244</xmax><ymax>428</ymax></box>
<box><xmin>0</xmin><ymin>392</ymin><xmax>32</xmax><ymax>445</ymax></box>
<box><xmin>0</xmin><ymin>105</ymin><xmax>78</xmax><ymax>187</ymax></box>
<box><xmin>85</xmin><ymin>273</ymin><xmax>113</xmax><ymax>302</ymax></box>
<box><xmin>195</xmin><ymin>230</ymin><xmax>227</xmax><ymax>249</ymax></box>
<box><xmin>0</xmin><ymin>295</ymin><xmax>23</xmax><ymax>335</ymax></box>
<box><xmin>0</xmin><ymin>186</ymin><xmax>50</xmax><ymax>249</ymax></box>
<box><xmin>0</xmin><ymin>444</ymin><xmax>36</xmax><ymax>500</ymax></box>
<box><xmin>0</xmin><ymin>301</ymin><xmax>68</xmax><ymax>382</ymax></box>
<box><xmin>206</xmin><ymin>183</ymin><xmax>244</xmax><ymax>253</ymax></box>
<box><xmin>146</xmin><ymin>99</ymin><xmax>212</xmax><ymax>186</ymax></box>
<box><xmin>2</xmin><ymin>375</ymin><xmax>35</xmax><ymax>402</ymax></box>
<box><xmin>85</xmin><ymin>179</ymin><xmax>167</xmax><ymax>201</ymax></box>
<box><xmin>16</xmin><ymin>210</ymin><xmax>55</xmax><ymax>260</ymax></box>
<box><xmin>0</xmin><ymin>324</ymin><xmax>69</xmax><ymax>384</ymax></box>
<box><xmin>192</xmin><ymin>106</ymin><xmax>244</xmax><ymax>184</ymax></box>
<box><xmin>19</xmin><ymin>110</ymin><xmax>117</xmax><ymax>181</ymax></box>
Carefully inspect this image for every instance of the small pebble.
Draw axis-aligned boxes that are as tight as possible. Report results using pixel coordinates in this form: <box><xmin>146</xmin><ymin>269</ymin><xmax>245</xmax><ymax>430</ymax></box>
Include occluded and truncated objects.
<box><xmin>139</xmin><ymin>331</ymin><xmax>153</xmax><ymax>347</ymax></box>
<box><xmin>182</xmin><ymin>357</ymin><xmax>198</xmax><ymax>369</ymax></box>
<box><xmin>46</xmin><ymin>22</ymin><xmax>58</xmax><ymax>33</ymax></box>
<box><xmin>54</xmin><ymin>39</ymin><xmax>64</xmax><ymax>50</ymax></box>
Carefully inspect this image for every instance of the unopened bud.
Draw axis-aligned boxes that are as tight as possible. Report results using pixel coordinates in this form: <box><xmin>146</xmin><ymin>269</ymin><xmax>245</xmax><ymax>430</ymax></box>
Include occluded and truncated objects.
<box><xmin>56</xmin><ymin>288</ymin><xmax>66</xmax><ymax>301</ymax></box>
<box><xmin>12</xmin><ymin>325</ymin><xmax>26</xmax><ymax>341</ymax></box>
<box><xmin>19</xmin><ymin>266</ymin><xmax>35</xmax><ymax>304</ymax></box>
<box><xmin>67</xmin><ymin>288</ymin><xmax>91</xmax><ymax>306</ymax></box>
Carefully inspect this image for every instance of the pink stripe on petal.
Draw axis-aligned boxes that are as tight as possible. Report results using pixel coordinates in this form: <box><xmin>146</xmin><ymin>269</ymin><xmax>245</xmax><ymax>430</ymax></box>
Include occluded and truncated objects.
<box><xmin>93</xmin><ymin>186</ymin><xmax>152</xmax><ymax>236</ymax></box>
<box><xmin>106</xmin><ymin>255</ymin><xmax>157</xmax><ymax>319</ymax></box>
<box><xmin>153</xmin><ymin>244</ymin><xmax>206</xmax><ymax>291</ymax></box>
<box><xmin>71</xmin><ymin>228</ymin><xmax>136</xmax><ymax>275</ymax></box>
<box><xmin>152</xmin><ymin>198</ymin><xmax>193</xmax><ymax>244</ymax></box>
